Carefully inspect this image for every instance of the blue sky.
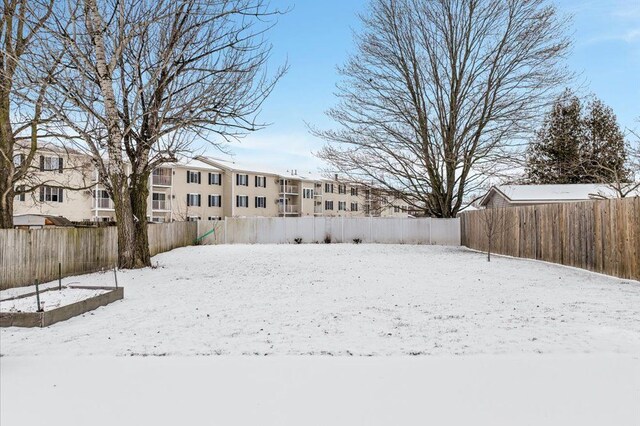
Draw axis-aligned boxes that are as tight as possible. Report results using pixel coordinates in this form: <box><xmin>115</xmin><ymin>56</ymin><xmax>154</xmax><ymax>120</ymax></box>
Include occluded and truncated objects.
<box><xmin>206</xmin><ymin>0</ymin><xmax>640</xmax><ymax>172</ymax></box>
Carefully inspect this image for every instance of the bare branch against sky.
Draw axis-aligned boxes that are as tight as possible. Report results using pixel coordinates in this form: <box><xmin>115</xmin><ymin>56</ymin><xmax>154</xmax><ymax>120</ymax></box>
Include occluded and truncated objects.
<box><xmin>312</xmin><ymin>0</ymin><xmax>572</xmax><ymax>217</ymax></box>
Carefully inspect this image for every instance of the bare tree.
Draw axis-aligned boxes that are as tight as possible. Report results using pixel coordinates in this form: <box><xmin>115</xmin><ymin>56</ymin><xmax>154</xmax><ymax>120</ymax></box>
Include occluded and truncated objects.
<box><xmin>46</xmin><ymin>0</ymin><xmax>285</xmax><ymax>267</ymax></box>
<box><xmin>478</xmin><ymin>206</ymin><xmax>512</xmax><ymax>262</ymax></box>
<box><xmin>313</xmin><ymin>0</ymin><xmax>571</xmax><ymax>218</ymax></box>
<box><xmin>0</xmin><ymin>0</ymin><xmax>56</xmax><ymax>228</ymax></box>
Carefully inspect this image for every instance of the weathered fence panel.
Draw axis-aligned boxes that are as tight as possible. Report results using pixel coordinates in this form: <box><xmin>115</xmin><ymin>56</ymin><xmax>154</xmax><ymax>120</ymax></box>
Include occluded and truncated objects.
<box><xmin>459</xmin><ymin>197</ymin><xmax>640</xmax><ymax>281</ymax></box>
<box><xmin>1</xmin><ymin>221</ymin><xmax>197</xmax><ymax>290</ymax></box>
<box><xmin>148</xmin><ymin>222</ymin><xmax>197</xmax><ymax>256</ymax></box>
<box><xmin>196</xmin><ymin>217</ymin><xmax>461</xmax><ymax>246</ymax></box>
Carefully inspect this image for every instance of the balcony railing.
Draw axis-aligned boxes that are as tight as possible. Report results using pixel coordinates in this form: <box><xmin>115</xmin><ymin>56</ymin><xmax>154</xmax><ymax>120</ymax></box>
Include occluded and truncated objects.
<box><xmin>279</xmin><ymin>185</ymin><xmax>298</xmax><ymax>194</ymax></box>
<box><xmin>152</xmin><ymin>200</ymin><xmax>170</xmax><ymax>211</ymax></box>
<box><xmin>94</xmin><ymin>198</ymin><xmax>113</xmax><ymax>210</ymax></box>
<box><xmin>152</xmin><ymin>175</ymin><xmax>172</xmax><ymax>186</ymax></box>
<box><xmin>279</xmin><ymin>205</ymin><xmax>298</xmax><ymax>214</ymax></box>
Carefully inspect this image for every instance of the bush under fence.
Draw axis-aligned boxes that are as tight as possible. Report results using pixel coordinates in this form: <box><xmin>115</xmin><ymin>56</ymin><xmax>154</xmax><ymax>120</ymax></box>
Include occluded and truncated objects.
<box><xmin>195</xmin><ymin>217</ymin><xmax>461</xmax><ymax>246</ymax></box>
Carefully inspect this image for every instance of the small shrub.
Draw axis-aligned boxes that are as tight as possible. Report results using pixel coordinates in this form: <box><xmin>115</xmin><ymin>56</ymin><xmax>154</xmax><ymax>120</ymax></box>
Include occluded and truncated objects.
<box><xmin>294</xmin><ymin>237</ymin><xmax>303</xmax><ymax>244</ymax></box>
<box><xmin>324</xmin><ymin>234</ymin><xmax>332</xmax><ymax>244</ymax></box>
<box><xmin>353</xmin><ymin>238</ymin><xmax>362</xmax><ymax>244</ymax></box>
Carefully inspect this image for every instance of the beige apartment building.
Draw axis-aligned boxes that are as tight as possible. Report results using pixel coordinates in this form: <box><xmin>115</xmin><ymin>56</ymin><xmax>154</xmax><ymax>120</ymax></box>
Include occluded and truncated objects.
<box><xmin>13</xmin><ymin>147</ymin><xmax>410</xmax><ymax>223</ymax></box>
<box><xmin>12</xmin><ymin>144</ymin><xmax>96</xmax><ymax>221</ymax></box>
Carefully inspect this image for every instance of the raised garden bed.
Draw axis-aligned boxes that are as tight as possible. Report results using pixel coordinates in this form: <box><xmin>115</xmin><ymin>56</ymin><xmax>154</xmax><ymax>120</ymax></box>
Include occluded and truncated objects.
<box><xmin>0</xmin><ymin>286</ymin><xmax>123</xmax><ymax>328</ymax></box>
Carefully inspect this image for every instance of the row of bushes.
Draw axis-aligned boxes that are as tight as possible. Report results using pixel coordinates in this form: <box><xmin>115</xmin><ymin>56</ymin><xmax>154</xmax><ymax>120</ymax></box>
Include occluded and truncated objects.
<box><xmin>293</xmin><ymin>236</ymin><xmax>361</xmax><ymax>244</ymax></box>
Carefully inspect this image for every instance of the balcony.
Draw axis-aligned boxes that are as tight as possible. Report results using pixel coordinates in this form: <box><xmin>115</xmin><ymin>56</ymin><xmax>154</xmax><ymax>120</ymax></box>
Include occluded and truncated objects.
<box><xmin>93</xmin><ymin>198</ymin><xmax>113</xmax><ymax>210</ymax></box>
<box><xmin>279</xmin><ymin>205</ymin><xmax>298</xmax><ymax>214</ymax></box>
<box><xmin>152</xmin><ymin>174</ymin><xmax>172</xmax><ymax>186</ymax></box>
<box><xmin>152</xmin><ymin>200</ymin><xmax>170</xmax><ymax>211</ymax></box>
<box><xmin>314</xmin><ymin>205</ymin><xmax>323</xmax><ymax>214</ymax></box>
<box><xmin>279</xmin><ymin>185</ymin><xmax>299</xmax><ymax>194</ymax></box>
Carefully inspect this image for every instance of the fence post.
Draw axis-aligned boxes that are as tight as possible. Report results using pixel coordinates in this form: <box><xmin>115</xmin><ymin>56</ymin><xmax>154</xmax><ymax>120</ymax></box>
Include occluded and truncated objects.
<box><xmin>224</xmin><ymin>217</ymin><xmax>228</xmax><ymax>244</ymax></box>
<box><xmin>35</xmin><ymin>279</ymin><xmax>42</xmax><ymax>312</ymax></box>
<box><xmin>113</xmin><ymin>265</ymin><xmax>118</xmax><ymax>288</ymax></box>
<box><xmin>341</xmin><ymin>215</ymin><xmax>344</xmax><ymax>243</ymax></box>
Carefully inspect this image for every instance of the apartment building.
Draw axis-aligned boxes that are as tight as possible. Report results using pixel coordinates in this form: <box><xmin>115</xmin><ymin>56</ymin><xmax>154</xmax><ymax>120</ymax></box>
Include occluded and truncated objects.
<box><xmin>13</xmin><ymin>147</ymin><xmax>410</xmax><ymax>223</ymax></box>
<box><xmin>13</xmin><ymin>144</ymin><xmax>95</xmax><ymax>222</ymax></box>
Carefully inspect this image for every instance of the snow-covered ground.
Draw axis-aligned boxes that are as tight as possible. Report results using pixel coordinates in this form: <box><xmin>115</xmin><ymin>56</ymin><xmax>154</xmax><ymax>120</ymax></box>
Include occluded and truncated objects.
<box><xmin>2</xmin><ymin>244</ymin><xmax>639</xmax><ymax>425</ymax></box>
<box><xmin>2</xmin><ymin>355</ymin><xmax>638</xmax><ymax>426</ymax></box>
<box><xmin>0</xmin><ymin>288</ymin><xmax>108</xmax><ymax>313</ymax></box>
<box><xmin>2</xmin><ymin>244</ymin><xmax>639</xmax><ymax>356</ymax></box>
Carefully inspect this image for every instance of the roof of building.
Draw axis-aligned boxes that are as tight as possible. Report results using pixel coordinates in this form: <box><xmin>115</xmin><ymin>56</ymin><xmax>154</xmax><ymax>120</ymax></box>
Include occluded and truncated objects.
<box><xmin>174</xmin><ymin>157</ymin><xmax>223</xmax><ymax>171</ymax></box>
<box><xmin>479</xmin><ymin>183</ymin><xmax>639</xmax><ymax>206</ymax></box>
<box><xmin>13</xmin><ymin>214</ymin><xmax>74</xmax><ymax>227</ymax></box>
<box><xmin>196</xmin><ymin>156</ymin><xmax>328</xmax><ymax>181</ymax></box>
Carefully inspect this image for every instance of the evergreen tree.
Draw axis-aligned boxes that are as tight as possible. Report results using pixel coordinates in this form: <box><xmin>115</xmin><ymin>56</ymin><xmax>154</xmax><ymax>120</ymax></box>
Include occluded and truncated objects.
<box><xmin>526</xmin><ymin>90</ymin><xmax>583</xmax><ymax>184</ymax></box>
<box><xmin>526</xmin><ymin>91</ymin><xmax>629</xmax><ymax>184</ymax></box>
<box><xmin>581</xmin><ymin>99</ymin><xmax>629</xmax><ymax>183</ymax></box>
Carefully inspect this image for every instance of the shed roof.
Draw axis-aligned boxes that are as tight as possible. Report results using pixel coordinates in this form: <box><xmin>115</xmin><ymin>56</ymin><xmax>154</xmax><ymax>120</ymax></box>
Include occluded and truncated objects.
<box><xmin>479</xmin><ymin>184</ymin><xmax>638</xmax><ymax>206</ymax></box>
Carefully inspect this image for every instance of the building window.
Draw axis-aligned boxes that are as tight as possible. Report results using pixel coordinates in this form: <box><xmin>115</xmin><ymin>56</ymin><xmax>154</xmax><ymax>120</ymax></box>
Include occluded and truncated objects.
<box><xmin>255</xmin><ymin>196</ymin><xmax>267</xmax><ymax>208</ymax></box>
<box><xmin>152</xmin><ymin>193</ymin><xmax>168</xmax><ymax>210</ymax></box>
<box><xmin>351</xmin><ymin>202</ymin><xmax>358</xmax><ymax>212</ymax></box>
<box><xmin>93</xmin><ymin>189</ymin><xmax>112</xmax><ymax>209</ymax></box>
<box><xmin>338</xmin><ymin>184</ymin><xmax>346</xmax><ymax>194</ymax></box>
<box><xmin>394</xmin><ymin>206</ymin><xmax>401</xmax><ymax>213</ymax></box>
<box><xmin>208</xmin><ymin>216</ymin><xmax>222</xmax><ymax>221</ymax></box>
<box><xmin>351</xmin><ymin>187</ymin><xmax>358</xmax><ymax>196</ymax></box>
<box><xmin>303</xmin><ymin>188</ymin><xmax>314</xmax><ymax>199</ymax></box>
<box><xmin>325</xmin><ymin>200</ymin><xmax>334</xmax><ymax>210</ymax></box>
<box><xmin>236</xmin><ymin>195</ymin><xmax>249</xmax><ymax>207</ymax></box>
<box><xmin>187</xmin><ymin>216</ymin><xmax>201</xmax><ymax>222</ymax></box>
<box><xmin>187</xmin><ymin>170</ymin><xmax>201</xmax><ymax>184</ymax></box>
<box><xmin>236</xmin><ymin>174</ymin><xmax>249</xmax><ymax>186</ymax></box>
<box><xmin>40</xmin><ymin>155</ymin><xmax>63</xmax><ymax>173</ymax></box>
<box><xmin>187</xmin><ymin>193</ymin><xmax>201</xmax><ymax>207</ymax></box>
<box><xmin>324</xmin><ymin>183</ymin><xmax>334</xmax><ymax>193</ymax></box>
<box><xmin>40</xmin><ymin>186</ymin><xmax>63</xmax><ymax>203</ymax></box>
<box><xmin>338</xmin><ymin>201</ymin><xmax>346</xmax><ymax>211</ymax></box>
<box><xmin>14</xmin><ymin>185</ymin><xmax>25</xmax><ymax>201</ymax></box>
<box><xmin>152</xmin><ymin>168</ymin><xmax>172</xmax><ymax>186</ymax></box>
<box><xmin>208</xmin><ymin>173</ymin><xmax>222</xmax><ymax>185</ymax></box>
<box><xmin>208</xmin><ymin>194</ymin><xmax>222</xmax><ymax>207</ymax></box>
<box><xmin>255</xmin><ymin>176</ymin><xmax>266</xmax><ymax>188</ymax></box>
<box><xmin>13</xmin><ymin>154</ymin><xmax>24</xmax><ymax>167</ymax></box>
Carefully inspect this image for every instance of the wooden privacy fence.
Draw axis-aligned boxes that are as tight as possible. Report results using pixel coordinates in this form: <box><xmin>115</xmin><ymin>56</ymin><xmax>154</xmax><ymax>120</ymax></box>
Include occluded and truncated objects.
<box><xmin>459</xmin><ymin>197</ymin><xmax>640</xmax><ymax>281</ymax></box>
<box><xmin>0</xmin><ymin>221</ymin><xmax>197</xmax><ymax>290</ymax></box>
<box><xmin>195</xmin><ymin>217</ymin><xmax>461</xmax><ymax>246</ymax></box>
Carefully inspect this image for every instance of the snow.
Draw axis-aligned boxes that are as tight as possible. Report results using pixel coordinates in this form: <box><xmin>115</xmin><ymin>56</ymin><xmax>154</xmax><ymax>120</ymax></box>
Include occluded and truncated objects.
<box><xmin>199</xmin><ymin>155</ymin><xmax>324</xmax><ymax>180</ymax></box>
<box><xmin>2</xmin><ymin>245</ymin><xmax>639</xmax><ymax>425</ymax></box>
<box><xmin>173</xmin><ymin>157</ymin><xmax>222</xmax><ymax>171</ymax></box>
<box><xmin>1</xmin><ymin>244</ymin><xmax>638</xmax><ymax>356</ymax></box>
<box><xmin>1</xmin><ymin>355</ymin><xmax>639</xmax><ymax>426</ymax></box>
<box><xmin>0</xmin><ymin>288</ymin><xmax>108</xmax><ymax>313</ymax></box>
<box><xmin>484</xmin><ymin>183</ymin><xmax>639</xmax><ymax>204</ymax></box>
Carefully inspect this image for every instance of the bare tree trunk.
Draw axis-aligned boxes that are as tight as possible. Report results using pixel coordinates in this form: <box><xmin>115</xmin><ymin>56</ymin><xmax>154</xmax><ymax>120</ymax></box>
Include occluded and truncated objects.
<box><xmin>85</xmin><ymin>0</ymin><xmax>139</xmax><ymax>268</ymax></box>
<box><xmin>0</xmin><ymin>101</ymin><xmax>14</xmax><ymax>228</ymax></box>
<box><xmin>131</xmin><ymin>172</ymin><xmax>151</xmax><ymax>267</ymax></box>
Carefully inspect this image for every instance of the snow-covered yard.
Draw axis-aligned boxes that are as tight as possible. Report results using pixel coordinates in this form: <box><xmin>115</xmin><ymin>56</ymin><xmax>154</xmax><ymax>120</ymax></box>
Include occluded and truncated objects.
<box><xmin>2</xmin><ymin>244</ymin><xmax>639</xmax><ymax>426</ymax></box>
<box><xmin>2</xmin><ymin>244</ymin><xmax>639</xmax><ymax>356</ymax></box>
